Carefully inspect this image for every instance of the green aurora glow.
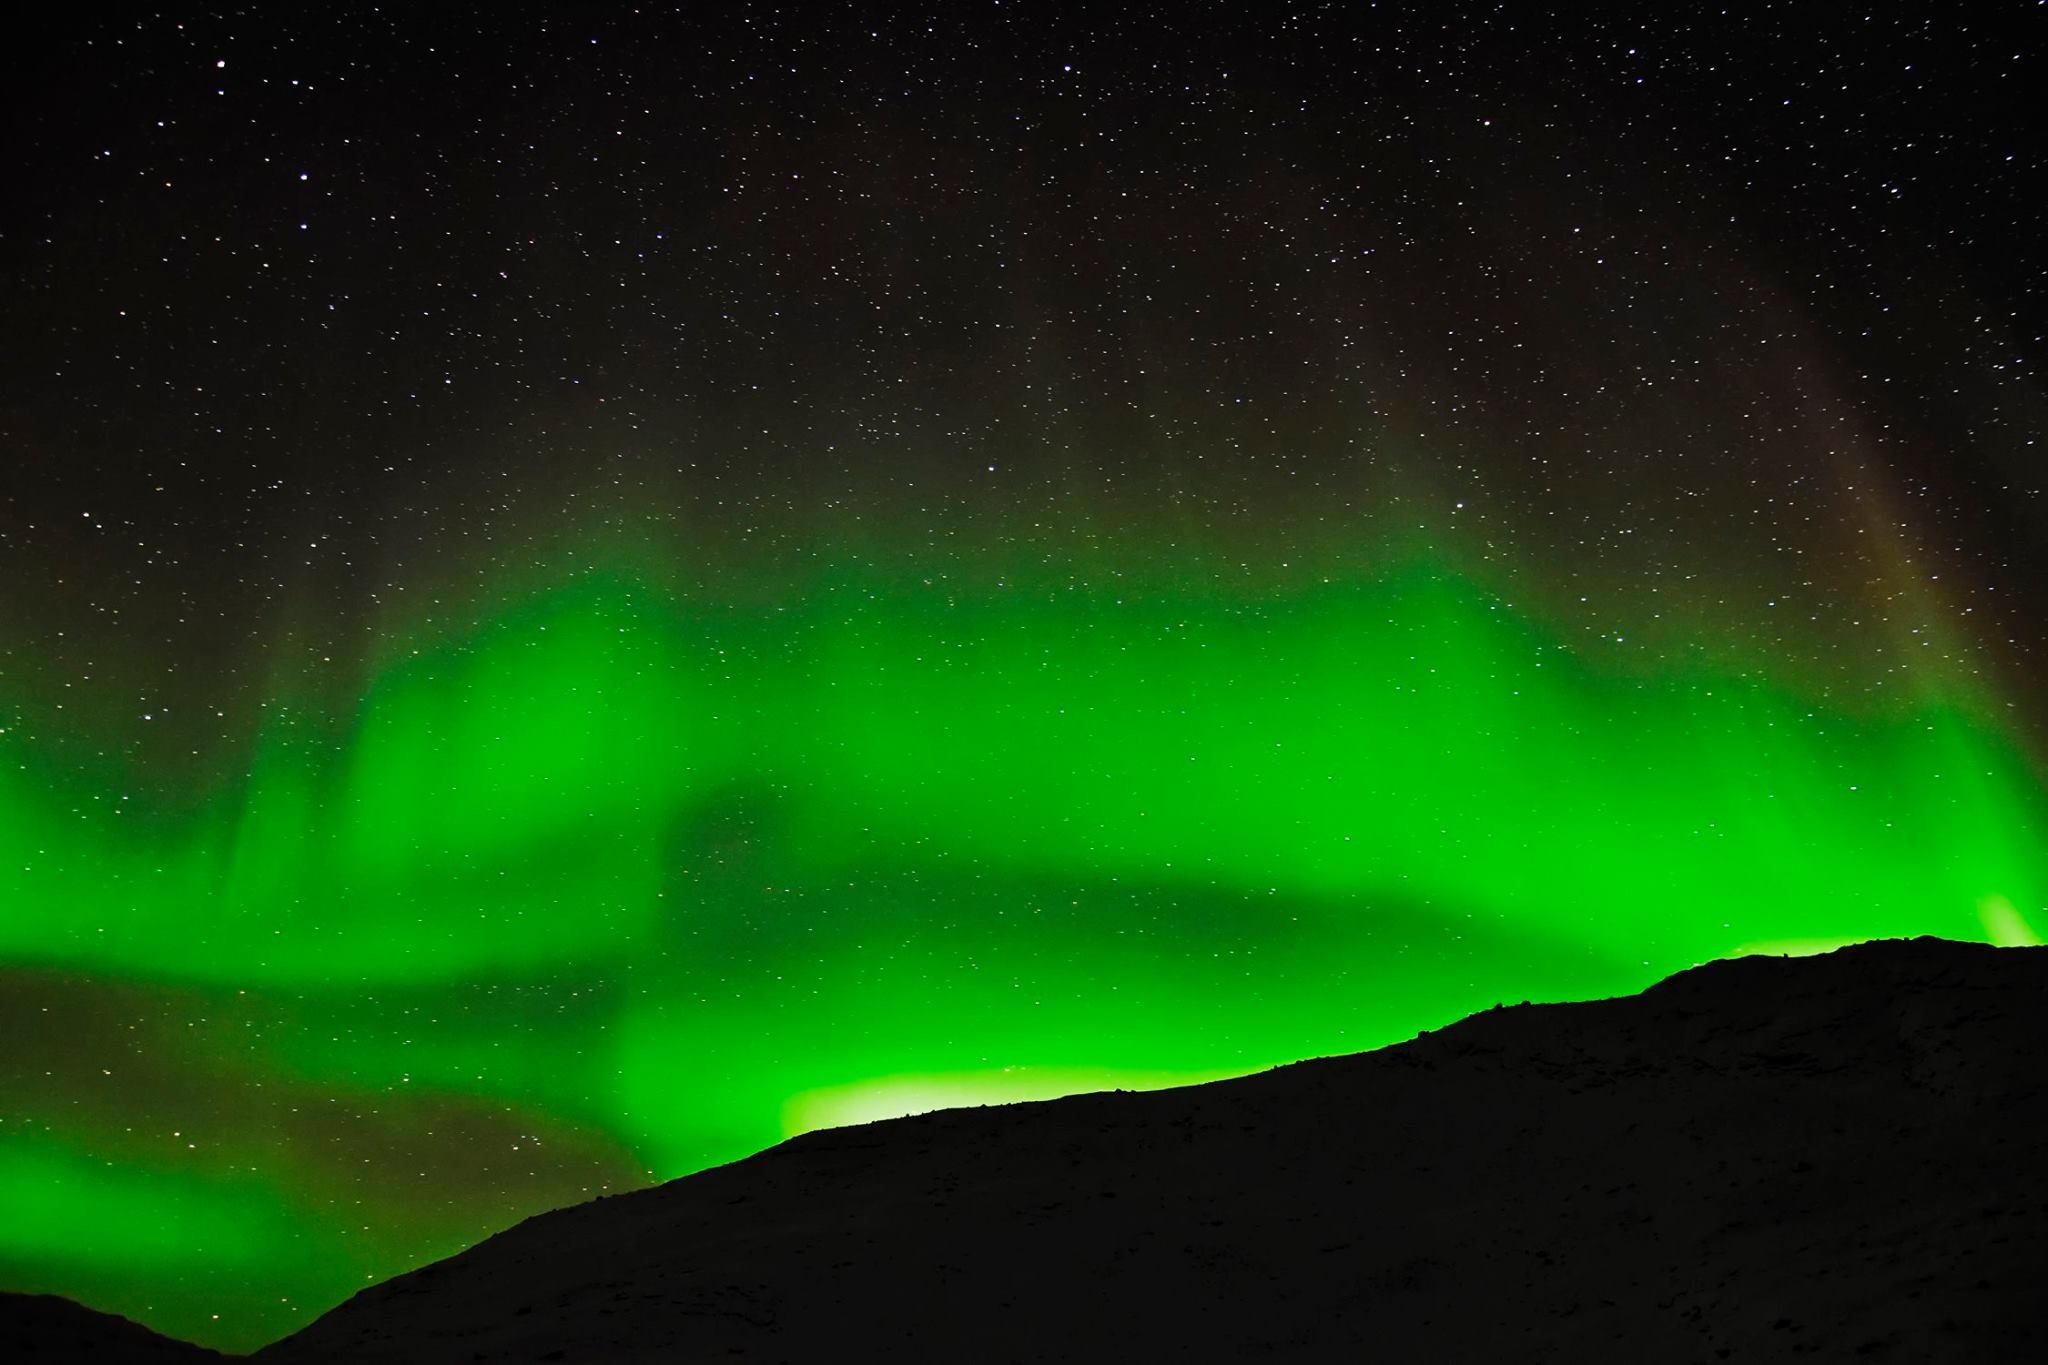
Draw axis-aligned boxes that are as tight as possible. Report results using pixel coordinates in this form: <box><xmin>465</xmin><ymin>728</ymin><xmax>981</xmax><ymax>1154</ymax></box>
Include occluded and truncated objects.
<box><xmin>10</xmin><ymin>3</ymin><xmax>2047</xmax><ymax>1352</ymax></box>
<box><xmin>4</xmin><ymin>530</ymin><xmax>2043</xmax><ymax>1350</ymax></box>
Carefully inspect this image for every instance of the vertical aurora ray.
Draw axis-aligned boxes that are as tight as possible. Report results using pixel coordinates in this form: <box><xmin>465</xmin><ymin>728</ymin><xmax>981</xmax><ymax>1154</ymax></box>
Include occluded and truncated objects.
<box><xmin>8</xmin><ymin>6</ymin><xmax>2045</xmax><ymax>1353</ymax></box>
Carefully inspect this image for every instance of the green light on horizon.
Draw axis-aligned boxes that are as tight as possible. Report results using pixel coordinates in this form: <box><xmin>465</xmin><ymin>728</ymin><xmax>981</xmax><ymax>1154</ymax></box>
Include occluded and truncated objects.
<box><xmin>3</xmin><ymin>546</ymin><xmax>2042</xmax><ymax>1351</ymax></box>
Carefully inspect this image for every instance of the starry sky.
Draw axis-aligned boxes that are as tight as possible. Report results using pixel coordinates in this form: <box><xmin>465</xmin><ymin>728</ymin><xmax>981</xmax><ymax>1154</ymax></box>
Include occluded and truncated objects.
<box><xmin>4</xmin><ymin>3</ymin><xmax>2045</xmax><ymax>1352</ymax></box>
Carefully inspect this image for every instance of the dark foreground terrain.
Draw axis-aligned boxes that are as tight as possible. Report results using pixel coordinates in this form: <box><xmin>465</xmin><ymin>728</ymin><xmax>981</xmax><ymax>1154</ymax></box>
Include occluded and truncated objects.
<box><xmin>0</xmin><ymin>1293</ymin><xmax>226</xmax><ymax>1363</ymax></box>
<box><xmin>13</xmin><ymin>937</ymin><xmax>2045</xmax><ymax>1361</ymax></box>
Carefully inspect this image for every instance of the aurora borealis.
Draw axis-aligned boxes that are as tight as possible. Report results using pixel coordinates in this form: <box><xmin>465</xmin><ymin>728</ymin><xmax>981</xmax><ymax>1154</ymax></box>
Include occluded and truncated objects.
<box><xmin>5</xmin><ymin>4</ymin><xmax>2046</xmax><ymax>1353</ymax></box>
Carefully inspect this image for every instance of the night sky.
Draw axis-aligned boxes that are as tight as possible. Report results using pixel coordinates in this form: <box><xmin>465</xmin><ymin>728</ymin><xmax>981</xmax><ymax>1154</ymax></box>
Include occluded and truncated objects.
<box><xmin>4</xmin><ymin>3</ymin><xmax>2045</xmax><ymax>1352</ymax></box>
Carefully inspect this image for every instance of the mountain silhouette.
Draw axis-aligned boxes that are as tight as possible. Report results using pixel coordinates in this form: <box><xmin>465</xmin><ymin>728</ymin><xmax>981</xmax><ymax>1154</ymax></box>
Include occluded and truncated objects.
<box><xmin>13</xmin><ymin>937</ymin><xmax>2044</xmax><ymax>1360</ymax></box>
<box><xmin>1</xmin><ymin>1293</ymin><xmax>226</xmax><ymax>1363</ymax></box>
